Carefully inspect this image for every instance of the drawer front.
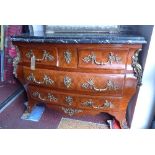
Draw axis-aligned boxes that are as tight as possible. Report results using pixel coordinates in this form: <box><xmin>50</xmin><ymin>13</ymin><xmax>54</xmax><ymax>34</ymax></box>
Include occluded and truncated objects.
<box><xmin>21</xmin><ymin>46</ymin><xmax>58</xmax><ymax>66</ymax></box>
<box><xmin>23</xmin><ymin>67</ymin><xmax>124</xmax><ymax>96</ymax></box>
<box><xmin>28</xmin><ymin>85</ymin><xmax>77</xmax><ymax>107</ymax></box>
<box><xmin>78</xmin><ymin>48</ymin><xmax>128</xmax><ymax>70</ymax></box>
<box><xmin>28</xmin><ymin>85</ymin><xmax>120</xmax><ymax>111</ymax></box>
<box><xmin>58</xmin><ymin>47</ymin><xmax>77</xmax><ymax>68</ymax></box>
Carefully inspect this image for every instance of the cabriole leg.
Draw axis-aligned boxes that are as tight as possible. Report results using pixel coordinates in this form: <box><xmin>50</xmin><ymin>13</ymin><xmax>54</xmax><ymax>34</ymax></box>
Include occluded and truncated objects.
<box><xmin>114</xmin><ymin>111</ymin><xmax>129</xmax><ymax>129</ymax></box>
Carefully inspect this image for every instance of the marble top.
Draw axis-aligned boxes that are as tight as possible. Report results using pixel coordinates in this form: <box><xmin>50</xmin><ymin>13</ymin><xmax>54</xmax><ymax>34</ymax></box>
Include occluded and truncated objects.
<box><xmin>11</xmin><ymin>32</ymin><xmax>147</xmax><ymax>44</ymax></box>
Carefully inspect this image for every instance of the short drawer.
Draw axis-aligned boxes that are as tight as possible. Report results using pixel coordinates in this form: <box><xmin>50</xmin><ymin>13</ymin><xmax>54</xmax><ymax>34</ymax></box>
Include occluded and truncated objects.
<box><xmin>57</xmin><ymin>47</ymin><xmax>77</xmax><ymax>68</ymax></box>
<box><xmin>78</xmin><ymin>48</ymin><xmax>128</xmax><ymax>70</ymax></box>
<box><xmin>23</xmin><ymin>66</ymin><xmax>125</xmax><ymax>97</ymax></box>
<box><xmin>20</xmin><ymin>46</ymin><xmax>58</xmax><ymax>66</ymax></box>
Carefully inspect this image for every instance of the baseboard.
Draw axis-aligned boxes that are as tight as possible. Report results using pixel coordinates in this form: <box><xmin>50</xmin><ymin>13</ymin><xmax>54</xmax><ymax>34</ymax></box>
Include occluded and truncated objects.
<box><xmin>0</xmin><ymin>86</ymin><xmax>24</xmax><ymax>112</ymax></box>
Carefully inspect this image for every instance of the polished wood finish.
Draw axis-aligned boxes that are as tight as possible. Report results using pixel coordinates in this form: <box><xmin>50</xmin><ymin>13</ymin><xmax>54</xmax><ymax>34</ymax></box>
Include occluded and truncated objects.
<box><xmin>13</xmin><ymin>42</ymin><xmax>142</xmax><ymax>128</ymax></box>
<box><xmin>23</xmin><ymin>66</ymin><xmax>124</xmax><ymax>96</ymax></box>
<box><xmin>28</xmin><ymin>85</ymin><xmax>121</xmax><ymax>110</ymax></box>
<box><xmin>78</xmin><ymin>48</ymin><xmax>128</xmax><ymax>70</ymax></box>
<box><xmin>20</xmin><ymin>46</ymin><xmax>58</xmax><ymax>66</ymax></box>
<box><xmin>58</xmin><ymin>47</ymin><xmax>78</xmax><ymax>68</ymax></box>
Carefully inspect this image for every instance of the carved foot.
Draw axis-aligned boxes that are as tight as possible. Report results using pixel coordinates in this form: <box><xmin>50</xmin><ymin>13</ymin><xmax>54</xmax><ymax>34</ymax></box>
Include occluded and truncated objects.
<box><xmin>23</xmin><ymin>101</ymin><xmax>32</xmax><ymax>113</ymax></box>
<box><xmin>26</xmin><ymin>98</ymin><xmax>37</xmax><ymax>113</ymax></box>
<box><xmin>107</xmin><ymin>119</ymin><xmax>121</xmax><ymax>129</ymax></box>
<box><xmin>120</xmin><ymin>119</ymin><xmax>129</xmax><ymax>129</ymax></box>
<box><xmin>27</xmin><ymin>105</ymin><xmax>33</xmax><ymax>113</ymax></box>
<box><xmin>110</xmin><ymin>111</ymin><xmax>129</xmax><ymax>129</ymax></box>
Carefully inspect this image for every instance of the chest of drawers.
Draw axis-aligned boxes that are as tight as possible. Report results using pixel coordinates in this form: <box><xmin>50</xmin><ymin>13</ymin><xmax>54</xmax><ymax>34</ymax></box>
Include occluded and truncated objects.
<box><xmin>12</xmin><ymin>33</ymin><xmax>146</xmax><ymax>128</ymax></box>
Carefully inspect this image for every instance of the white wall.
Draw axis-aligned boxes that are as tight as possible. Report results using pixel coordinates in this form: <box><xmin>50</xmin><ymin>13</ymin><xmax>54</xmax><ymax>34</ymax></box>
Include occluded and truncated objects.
<box><xmin>131</xmin><ymin>26</ymin><xmax>155</xmax><ymax>128</ymax></box>
<box><xmin>137</xmin><ymin>25</ymin><xmax>154</xmax><ymax>67</ymax></box>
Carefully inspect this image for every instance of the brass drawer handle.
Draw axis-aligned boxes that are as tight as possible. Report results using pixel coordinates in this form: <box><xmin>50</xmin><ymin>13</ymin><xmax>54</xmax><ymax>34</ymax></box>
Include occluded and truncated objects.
<box><xmin>81</xmin><ymin>100</ymin><xmax>113</xmax><ymax>109</ymax></box>
<box><xmin>62</xmin><ymin>107</ymin><xmax>82</xmax><ymax>116</ymax></box>
<box><xmin>32</xmin><ymin>91</ymin><xmax>57</xmax><ymax>102</ymax></box>
<box><xmin>64</xmin><ymin>76</ymin><xmax>72</xmax><ymax>88</ymax></box>
<box><xmin>83</xmin><ymin>52</ymin><xmax>121</xmax><ymax>65</ymax></box>
<box><xmin>32</xmin><ymin>91</ymin><xmax>46</xmax><ymax>101</ymax></box>
<box><xmin>47</xmin><ymin>93</ymin><xmax>57</xmax><ymax>102</ymax></box>
<box><xmin>64</xmin><ymin>50</ymin><xmax>72</xmax><ymax>64</ymax></box>
<box><xmin>27</xmin><ymin>73</ymin><xmax>54</xmax><ymax>85</ymax></box>
<box><xmin>81</xmin><ymin>79</ymin><xmax>119</xmax><ymax>92</ymax></box>
<box><xmin>26</xmin><ymin>49</ymin><xmax>55</xmax><ymax>61</ymax></box>
<box><xmin>65</xmin><ymin>96</ymin><xmax>73</xmax><ymax>106</ymax></box>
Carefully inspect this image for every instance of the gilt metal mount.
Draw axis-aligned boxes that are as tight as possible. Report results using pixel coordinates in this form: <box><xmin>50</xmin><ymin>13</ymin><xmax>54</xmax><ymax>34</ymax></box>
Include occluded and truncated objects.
<box><xmin>81</xmin><ymin>79</ymin><xmax>119</xmax><ymax>92</ymax></box>
<box><xmin>132</xmin><ymin>49</ymin><xmax>143</xmax><ymax>86</ymax></box>
<box><xmin>27</xmin><ymin>73</ymin><xmax>54</xmax><ymax>85</ymax></box>
<box><xmin>81</xmin><ymin>99</ymin><xmax>113</xmax><ymax>109</ymax></box>
<box><xmin>13</xmin><ymin>46</ymin><xmax>20</xmax><ymax>78</ymax></box>
<box><xmin>64</xmin><ymin>76</ymin><xmax>72</xmax><ymax>88</ymax></box>
<box><xmin>83</xmin><ymin>52</ymin><xmax>121</xmax><ymax>65</ymax></box>
<box><xmin>64</xmin><ymin>50</ymin><xmax>72</xmax><ymax>64</ymax></box>
<box><xmin>26</xmin><ymin>49</ymin><xmax>54</xmax><ymax>61</ymax></box>
<box><xmin>62</xmin><ymin>107</ymin><xmax>82</xmax><ymax>116</ymax></box>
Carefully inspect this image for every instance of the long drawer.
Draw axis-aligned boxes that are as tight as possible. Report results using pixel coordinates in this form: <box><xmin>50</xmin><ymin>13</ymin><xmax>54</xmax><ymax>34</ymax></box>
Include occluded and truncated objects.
<box><xmin>28</xmin><ymin>85</ymin><xmax>121</xmax><ymax>112</ymax></box>
<box><xmin>23</xmin><ymin>66</ymin><xmax>125</xmax><ymax>97</ymax></box>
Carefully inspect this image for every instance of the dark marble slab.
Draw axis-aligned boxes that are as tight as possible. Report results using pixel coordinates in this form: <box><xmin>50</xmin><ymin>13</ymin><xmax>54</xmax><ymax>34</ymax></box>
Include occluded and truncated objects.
<box><xmin>11</xmin><ymin>33</ymin><xmax>147</xmax><ymax>44</ymax></box>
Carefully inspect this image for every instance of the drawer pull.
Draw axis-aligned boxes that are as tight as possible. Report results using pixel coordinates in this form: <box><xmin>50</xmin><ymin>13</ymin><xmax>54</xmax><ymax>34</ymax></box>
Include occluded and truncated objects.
<box><xmin>81</xmin><ymin>79</ymin><xmax>118</xmax><ymax>92</ymax></box>
<box><xmin>47</xmin><ymin>93</ymin><xmax>58</xmax><ymax>102</ymax></box>
<box><xmin>62</xmin><ymin>107</ymin><xmax>82</xmax><ymax>116</ymax></box>
<box><xmin>32</xmin><ymin>91</ymin><xmax>57</xmax><ymax>102</ymax></box>
<box><xmin>65</xmin><ymin>96</ymin><xmax>73</xmax><ymax>106</ymax></box>
<box><xmin>81</xmin><ymin>100</ymin><xmax>113</xmax><ymax>109</ymax></box>
<box><xmin>83</xmin><ymin>52</ymin><xmax>121</xmax><ymax>65</ymax></box>
<box><xmin>26</xmin><ymin>49</ymin><xmax>55</xmax><ymax>61</ymax></box>
<box><xmin>32</xmin><ymin>91</ymin><xmax>46</xmax><ymax>101</ymax></box>
<box><xmin>64</xmin><ymin>76</ymin><xmax>72</xmax><ymax>88</ymax></box>
<box><xmin>27</xmin><ymin>73</ymin><xmax>54</xmax><ymax>85</ymax></box>
<box><xmin>64</xmin><ymin>50</ymin><xmax>72</xmax><ymax>64</ymax></box>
